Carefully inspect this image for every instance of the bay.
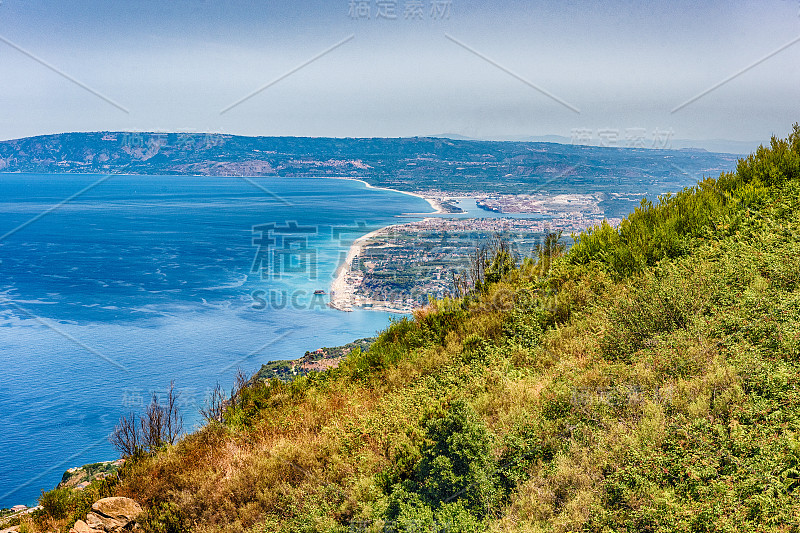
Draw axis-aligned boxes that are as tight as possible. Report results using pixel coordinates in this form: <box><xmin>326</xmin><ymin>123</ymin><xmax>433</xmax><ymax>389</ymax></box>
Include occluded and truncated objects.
<box><xmin>0</xmin><ymin>174</ymin><xmax>432</xmax><ymax>508</ymax></box>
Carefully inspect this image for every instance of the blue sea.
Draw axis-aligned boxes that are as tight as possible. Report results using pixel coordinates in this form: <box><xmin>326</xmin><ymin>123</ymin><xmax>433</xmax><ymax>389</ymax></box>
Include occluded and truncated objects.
<box><xmin>0</xmin><ymin>174</ymin><xmax>434</xmax><ymax>508</ymax></box>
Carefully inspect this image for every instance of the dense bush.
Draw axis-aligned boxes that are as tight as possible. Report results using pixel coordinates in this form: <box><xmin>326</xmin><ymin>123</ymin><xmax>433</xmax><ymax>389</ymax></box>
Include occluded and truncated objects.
<box><xmin>601</xmin><ymin>261</ymin><xmax>709</xmax><ymax>362</ymax></box>
<box><xmin>30</xmin><ymin>477</ymin><xmax>116</xmax><ymax>532</ymax></box>
<box><xmin>570</xmin><ymin>124</ymin><xmax>800</xmax><ymax>277</ymax></box>
<box><xmin>384</xmin><ymin>400</ymin><xmax>498</xmax><ymax>530</ymax></box>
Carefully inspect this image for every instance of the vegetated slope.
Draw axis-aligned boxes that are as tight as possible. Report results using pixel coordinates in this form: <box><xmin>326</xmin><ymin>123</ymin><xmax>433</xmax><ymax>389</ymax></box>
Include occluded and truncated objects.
<box><xmin>26</xmin><ymin>127</ymin><xmax>800</xmax><ymax>532</ymax></box>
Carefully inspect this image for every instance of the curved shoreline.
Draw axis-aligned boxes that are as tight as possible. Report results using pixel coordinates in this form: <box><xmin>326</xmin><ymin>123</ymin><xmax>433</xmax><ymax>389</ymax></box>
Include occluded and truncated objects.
<box><xmin>329</xmin><ymin>226</ymin><xmax>389</xmax><ymax>312</ymax></box>
<box><xmin>327</xmin><ymin>178</ymin><xmax>441</xmax><ymax>313</ymax></box>
<box><xmin>346</xmin><ymin>178</ymin><xmax>446</xmax><ymax>216</ymax></box>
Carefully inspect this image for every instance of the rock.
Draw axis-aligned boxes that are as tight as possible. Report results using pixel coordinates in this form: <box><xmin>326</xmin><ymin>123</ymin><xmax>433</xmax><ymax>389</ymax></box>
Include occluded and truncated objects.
<box><xmin>70</xmin><ymin>519</ymin><xmax>102</xmax><ymax>533</ymax></box>
<box><xmin>80</xmin><ymin>497</ymin><xmax>142</xmax><ymax>532</ymax></box>
<box><xmin>84</xmin><ymin>513</ymin><xmax>108</xmax><ymax>531</ymax></box>
<box><xmin>92</xmin><ymin>497</ymin><xmax>143</xmax><ymax>521</ymax></box>
<box><xmin>0</xmin><ymin>526</ymin><xmax>21</xmax><ymax>533</ymax></box>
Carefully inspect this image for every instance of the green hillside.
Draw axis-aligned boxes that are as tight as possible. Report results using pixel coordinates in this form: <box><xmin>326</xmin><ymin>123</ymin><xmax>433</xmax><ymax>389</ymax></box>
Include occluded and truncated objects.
<box><xmin>19</xmin><ymin>126</ymin><xmax>800</xmax><ymax>532</ymax></box>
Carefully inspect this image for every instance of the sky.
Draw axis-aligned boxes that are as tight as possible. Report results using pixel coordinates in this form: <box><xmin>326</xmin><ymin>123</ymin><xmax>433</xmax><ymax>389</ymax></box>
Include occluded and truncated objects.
<box><xmin>0</xmin><ymin>0</ymin><xmax>798</xmax><ymax>147</ymax></box>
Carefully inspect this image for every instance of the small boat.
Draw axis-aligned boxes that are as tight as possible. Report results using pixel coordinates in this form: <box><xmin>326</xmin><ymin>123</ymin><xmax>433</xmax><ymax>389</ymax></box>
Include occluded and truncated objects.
<box><xmin>314</xmin><ymin>289</ymin><xmax>326</xmax><ymax>295</ymax></box>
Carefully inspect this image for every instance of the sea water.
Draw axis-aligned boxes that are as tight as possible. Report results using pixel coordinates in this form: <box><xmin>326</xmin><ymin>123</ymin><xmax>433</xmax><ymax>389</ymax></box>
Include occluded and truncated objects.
<box><xmin>0</xmin><ymin>174</ymin><xmax>433</xmax><ymax>507</ymax></box>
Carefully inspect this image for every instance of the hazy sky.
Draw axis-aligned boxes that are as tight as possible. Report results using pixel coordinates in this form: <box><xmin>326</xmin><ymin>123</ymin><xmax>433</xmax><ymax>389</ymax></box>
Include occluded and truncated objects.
<box><xmin>0</xmin><ymin>0</ymin><xmax>798</xmax><ymax>144</ymax></box>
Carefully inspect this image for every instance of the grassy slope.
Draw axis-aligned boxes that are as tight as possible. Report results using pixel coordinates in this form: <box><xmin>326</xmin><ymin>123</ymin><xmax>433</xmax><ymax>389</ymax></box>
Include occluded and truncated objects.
<box><xmin>25</xmin><ymin>127</ymin><xmax>800</xmax><ymax>532</ymax></box>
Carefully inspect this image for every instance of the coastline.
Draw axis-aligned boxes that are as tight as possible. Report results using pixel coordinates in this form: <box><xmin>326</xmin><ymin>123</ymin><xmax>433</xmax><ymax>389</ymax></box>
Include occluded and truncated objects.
<box><xmin>346</xmin><ymin>178</ymin><xmax>446</xmax><ymax>216</ymax></box>
<box><xmin>329</xmin><ymin>221</ymin><xmax>439</xmax><ymax>314</ymax></box>
<box><xmin>328</xmin><ymin>178</ymin><xmax>442</xmax><ymax>313</ymax></box>
<box><xmin>328</xmin><ymin>226</ymin><xmax>389</xmax><ymax>312</ymax></box>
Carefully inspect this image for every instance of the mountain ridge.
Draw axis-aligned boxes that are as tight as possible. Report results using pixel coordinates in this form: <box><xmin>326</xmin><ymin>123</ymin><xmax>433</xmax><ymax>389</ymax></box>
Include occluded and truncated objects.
<box><xmin>0</xmin><ymin>131</ymin><xmax>739</xmax><ymax>195</ymax></box>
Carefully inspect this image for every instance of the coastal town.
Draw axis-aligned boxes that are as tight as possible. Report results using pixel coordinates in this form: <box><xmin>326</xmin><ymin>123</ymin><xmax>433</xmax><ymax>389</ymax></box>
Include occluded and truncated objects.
<box><xmin>474</xmin><ymin>192</ymin><xmax>606</xmax><ymax>215</ymax></box>
<box><xmin>329</xmin><ymin>209</ymin><xmax>622</xmax><ymax>313</ymax></box>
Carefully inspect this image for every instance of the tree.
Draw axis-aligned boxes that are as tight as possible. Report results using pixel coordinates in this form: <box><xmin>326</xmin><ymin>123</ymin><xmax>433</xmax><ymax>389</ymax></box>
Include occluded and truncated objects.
<box><xmin>385</xmin><ymin>400</ymin><xmax>498</xmax><ymax>531</ymax></box>
<box><xmin>200</xmin><ymin>381</ymin><xmax>227</xmax><ymax>424</ymax></box>
<box><xmin>416</xmin><ymin>401</ymin><xmax>498</xmax><ymax>516</ymax></box>
<box><xmin>453</xmin><ymin>236</ymin><xmax>517</xmax><ymax>297</ymax></box>
<box><xmin>110</xmin><ymin>412</ymin><xmax>141</xmax><ymax>457</ymax></box>
<box><xmin>110</xmin><ymin>381</ymin><xmax>183</xmax><ymax>457</ymax></box>
<box><xmin>533</xmin><ymin>230</ymin><xmax>565</xmax><ymax>274</ymax></box>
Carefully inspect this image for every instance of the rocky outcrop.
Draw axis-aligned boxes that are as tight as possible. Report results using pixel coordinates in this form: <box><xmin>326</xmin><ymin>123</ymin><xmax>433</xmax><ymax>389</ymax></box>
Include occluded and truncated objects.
<box><xmin>58</xmin><ymin>460</ymin><xmax>124</xmax><ymax>490</ymax></box>
<box><xmin>69</xmin><ymin>497</ymin><xmax>142</xmax><ymax>533</ymax></box>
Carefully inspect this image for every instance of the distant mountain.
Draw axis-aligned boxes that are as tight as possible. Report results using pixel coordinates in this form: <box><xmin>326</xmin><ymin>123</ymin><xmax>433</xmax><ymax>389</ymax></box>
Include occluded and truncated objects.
<box><xmin>430</xmin><ymin>134</ymin><xmax>760</xmax><ymax>155</ymax></box>
<box><xmin>669</xmin><ymin>138</ymin><xmax>761</xmax><ymax>155</ymax></box>
<box><xmin>425</xmin><ymin>133</ymin><xmax>477</xmax><ymax>141</ymax></box>
<box><xmin>0</xmin><ymin>132</ymin><xmax>741</xmax><ymax>195</ymax></box>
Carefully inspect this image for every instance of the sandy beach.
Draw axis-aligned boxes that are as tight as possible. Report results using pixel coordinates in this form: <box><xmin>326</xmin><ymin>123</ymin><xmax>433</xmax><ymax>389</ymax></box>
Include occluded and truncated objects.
<box><xmin>329</xmin><ymin>226</ymin><xmax>388</xmax><ymax>311</ymax></box>
<box><xmin>328</xmin><ymin>178</ymin><xmax>444</xmax><ymax>312</ymax></box>
<box><xmin>347</xmin><ymin>178</ymin><xmax>446</xmax><ymax>215</ymax></box>
<box><xmin>329</xmin><ymin>220</ymin><xmax>447</xmax><ymax>314</ymax></box>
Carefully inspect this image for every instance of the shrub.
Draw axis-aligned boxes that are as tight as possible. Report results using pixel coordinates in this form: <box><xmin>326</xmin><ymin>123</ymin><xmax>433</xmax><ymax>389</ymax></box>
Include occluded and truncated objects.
<box><xmin>138</xmin><ymin>502</ymin><xmax>187</xmax><ymax>533</ymax></box>
<box><xmin>33</xmin><ymin>476</ymin><xmax>117</xmax><ymax>530</ymax></box>
<box><xmin>38</xmin><ymin>488</ymin><xmax>71</xmax><ymax>520</ymax></box>
<box><xmin>416</xmin><ymin>401</ymin><xmax>498</xmax><ymax>515</ymax></box>
<box><xmin>101</xmin><ymin>127</ymin><xmax>800</xmax><ymax>533</ymax></box>
<box><xmin>497</xmin><ymin>422</ymin><xmax>559</xmax><ymax>495</ymax></box>
<box><xmin>601</xmin><ymin>264</ymin><xmax>707</xmax><ymax>362</ymax></box>
<box><xmin>384</xmin><ymin>400</ymin><xmax>498</xmax><ymax>529</ymax></box>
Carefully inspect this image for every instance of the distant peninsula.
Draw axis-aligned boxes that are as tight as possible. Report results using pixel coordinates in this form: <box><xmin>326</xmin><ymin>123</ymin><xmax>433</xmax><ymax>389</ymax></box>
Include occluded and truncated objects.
<box><xmin>0</xmin><ymin>132</ymin><xmax>739</xmax><ymax>196</ymax></box>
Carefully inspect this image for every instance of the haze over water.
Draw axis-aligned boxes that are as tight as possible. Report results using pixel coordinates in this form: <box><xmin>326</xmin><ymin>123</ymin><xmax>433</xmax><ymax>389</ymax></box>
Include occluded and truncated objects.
<box><xmin>0</xmin><ymin>174</ymin><xmax>432</xmax><ymax>507</ymax></box>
